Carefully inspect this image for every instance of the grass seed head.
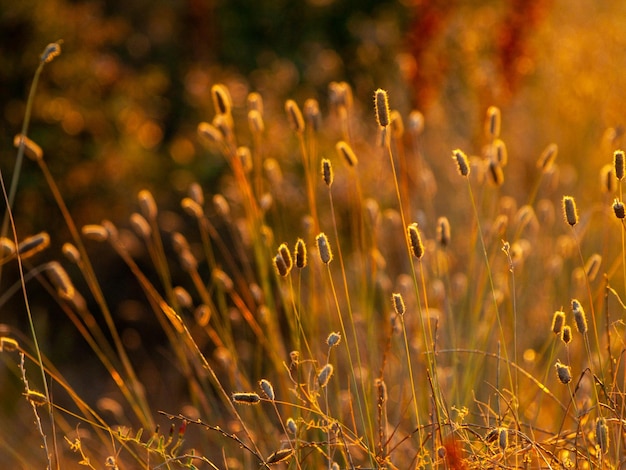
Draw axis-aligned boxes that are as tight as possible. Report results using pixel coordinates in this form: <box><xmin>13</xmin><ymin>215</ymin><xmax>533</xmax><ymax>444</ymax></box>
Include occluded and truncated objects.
<box><xmin>273</xmin><ymin>253</ymin><xmax>290</xmax><ymax>277</ymax></box>
<box><xmin>278</xmin><ymin>243</ymin><xmax>293</xmax><ymax>271</ymax></box>
<box><xmin>130</xmin><ymin>213</ymin><xmax>151</xmax><ymax>238</ymax></box>
<box><xmin>452</xmin><ymin>149</ymin><xmax>470</xmax><ymax>177</ymax></box>
<box><xmin>601</xmin><ymin>164</ymin><xmax>616</xmax><ymax>193</ymax></box>
<box><xmin>613</xmin><ymin>199</ymin><xmax>625</xmax><ymax>219</ymax></box>
<box><xmin>498</xmin><ymin>427</ymin><xmax>508</xmax><ymax>451</ymax></box>
<box><xmin>295</xmin><ymin>238</ymin><xmax>307</xmax><ymax>269</ymax></box>
<box><xmin>614</xmin><ymin>149</ymin><xmax>625</xmax><ymax>180</ymax></box>
<box><xmin>485</xmin><ymin>106</ymin><xmax>501</xmax><ymax>139</ymax></box>
<box><xmin>14</xmin><ymin>134</ymin><xmax>43</xmax><ymax>161</ymax></box>
<box><xmin>173</xmin><ymin>286</ymin><xmax>193</xmax><ymax>309</ymax></box>
<box><xmin>17</xmin><ymin>232</ymin><xmax>50</xmax><ymax>259</ymax></box>
<box><xmin>285</xmin><ymin>99</ymin><xmax>305</xmax><ymax>133</ymax></box>
<box><xmin>266</xmin><ymin>448</ymin><xmax>294</xmax><ymax>465</ymax></box>
<box><xmin>259</xmin><ymin>379</ymin><xmax>275</xmax><ymax>400</ymax></box>
<box><xmin>247</xmin><ymin>91</ymin><xmax>264</xmax><ymax>114</ymax></box>
<box><xmin>138</xmin><ymin>189</ymin><xmax>158</xmax><ymax>221</ymax></box>
<box><xmin>0</xmin><ymin>337</ymin><xmax>19</xmax><ymax>352</ymax></box>
<box><xmin>213</xmin><ymin>268</ymin><xmax>234</xmax><ymax>292</ymax></box>
<box><xmin>571</xmin><ymin>298</ymin><xmax>588</xmax><ymax>334</ymax></box>
<box><xmin>436</xmin><ymin>217</ymin><xmax>451</xmax><ymax>247</ymax></box>
<box><xmin>488</xmin><ymin>160</ymin><xmax>504</xmax><ymax>186</ymax></box>
<box><xmin>392</xmin><ymin>292</ymin><xmax>406</xmax><ymax>316</ymax></box>
<box><xmin>286</xmin><ymin>417</ymin><xmax>297</xmax><ymax>435</ymax></box>
<box><xmin>316</xmin><ymin>232</ymin><xmax>333</xmax><ymax>264</ymax></box>
<box><xmin>232</xmin><ymin>392</ymin><xmax>261</xmax><ymax>405</ymax></box>
<box><xmin>304</xmin><ymin>98</ymin><xmax>321</xmax><ymax>131</ymax></box>
<box><xmin>584</xmin><ymin>253</ymin><xmax>602</xmax><ymax>281</ymax></box>
<box><xmin>561</xmin><ymin>325</ymin><xmax>572</xmax><ymax>345</ymax></box>
<box><xmin>555</xmin><ymin>360</ymin><xmax>572</xmax><ymax>384</ymax></box>
<box><xmin>318</xmin><ymin>364</ymin><xmax>334</xmax><ymax>388</ymax></box>
<box><xmin>41</xmin><ymin>42</ymin><xmax>62</xmax><ymax>63</ymax></box>
<box><xmin>248</xmin><ymin>109</ymin><xmax>265</xmax><ymax>134</ymax></box>
<box><xmin>326</xmin><ymin>332</ymin><xmax>341</xmax><ymax>347</ymax></box>
<box><xmin>374</xmin><ymin>88</ymin><xmax>390</xmax><ymax>128</ymax></box>
<box><xmin>551</xmin><ymin>310</ymin><xmax>565</xmax><ymax>335</ymax></box>
<box><xmin>336</xmin><ymin>140</ymin><xmax>358</xmax><ymax>167</ymax></box>
<box><xmin>561</xmin><ymin>196</ymin><xmax>578</xmax><ymax>226</ymax></box>
<box><xmin>26</xmin><ymin>390</ymin><xmax>47</xmax><ymax>406</ymax></box>
<box><xmin>197</xmin><ymin>122</ymin><xmax>224</xmax><ymax>147</ymax></box>
<box><xmin>407</xmin><ymin>223</ymin><xmax>424</xmax><ymax>259</ymax></box>
<box><xmin>46</xmin><ymin>261</ymin><xmax>76</xmax><ymax>300</ymax></box>
<box><xmin>211</xmin><ymin>83</ymin><xmax>232</xmax><ymax>116</ymax></box>
<box><xmin>595</xmin><ymin>416</ymin><xmax>609</xmax><ymax>454</ymax></box>
<box><xmin>322</xmin><ymin>158</ymin><xmax>334</xmax><ymax>186</ymax></box>
<box><xmin>537</xmin><ymin>143</ymin><xmax>558</xmax><ymax>172</ymax></box>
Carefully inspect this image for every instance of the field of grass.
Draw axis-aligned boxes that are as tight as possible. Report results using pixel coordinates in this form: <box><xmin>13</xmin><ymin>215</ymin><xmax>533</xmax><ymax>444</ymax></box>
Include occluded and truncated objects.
<box><xmin>4</xmin><ymin>2</ymin><xmax>626</xmax><ymax>469</ymax></box>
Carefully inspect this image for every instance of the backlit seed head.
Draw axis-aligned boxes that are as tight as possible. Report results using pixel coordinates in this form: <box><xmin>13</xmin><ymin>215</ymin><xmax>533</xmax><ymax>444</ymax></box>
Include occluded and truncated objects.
<box><xmin>211</xmin><ymin>84</ymin><xmax>232</xmax><ymax>116</ymax></box>
<box><xmin>14</xmin><ymin>134</ymin><xmax>43</xmax><ymax>161</ymax></box>
<box><xmin>537</xmin><ymin>143</ymin><xmax>558</xmax><ymax>172</ymax></box>
<box><xmin>407</xmin><ymin>223</ymin><xmax>424</xmax><ymax>259</ymax></box>
<box><xmin>551</xmin><ymin>310</ymin><xmax>565</xmax><ymax>335</ymax></box>
<box><xmin>322</xmin><ymin>158</ymin><xmax>334</xmax><ymax>187</ymax></box>
<box><xmin>212</xmin><ymin>194</ymin><xmax>231</xmax><ymax>219</ymax></box>
<box><xmin>181</xmin><ymin>198</ymin><xmax>204</xmax><ymax>219</ymax></box>
<box><xmin>316</xmin><ymin>233</ymin><xmax>333</xmax><ymax>264</ymax></box>
<box><xmin>173</xmin><ymin>286</ymin><xmax>193</xmax><ymax>309</ymax></box>
<box><xmin>259</xmin><ymin>379</ymin><xmax>275</xmax><ymax>400</ymax></box>
<box><xmin>613</xmin><ymin>199</ymin><xmax>625</xmax><ymax>219</ymax></box>
<box><xmin>286</xmin><ymin>417</ymin><xmax>297</xmax><ymax>434</ymax></box>
<box><xmin>488</xmin><ymin>160</ymin><xmax>504</xmax><ymax>186</ymax></box>
<box><xmin>41</xmin><ymin>42</ymin><xmax>62</xmax><ymax>63</ymax></box>
<box><xmin>572</xmin><ymin>298</ymin><xmax>588</xmax><ymax>334</ymax></box>
<box><xmin>452</xmin><ymin>149</ymin><xmax>470</xmax><ymax>177</ymax></box>
<box><xmin>561</xmin><ymin>325</ymin><xmax>572</xmax><ymax>345</ymax></box>
<box><xmin>0</xmin><ymin>238</ymin><xmax>15</xmax><ymax>259</ymax></box>
<box><xmin>562</xmin><ymin>196</ymin><xmax>578</xmax><ymax>226</ymax></box>
<box><xmin>278</xmin><ymin>243</ymin><xmax>293</xmax><ymax>271</ymax></box>
<box><xmin>82</xmin><ymin>224</ymin><xmax>109</xmax><ymax>242</ymax></box>
<box><xmin>130</xmin><ymin>213</ymin><xmax>151</xmax><ymax>238</ymax></box>
<box><xmin>188</xmin><ymin>182</ymin><xmax>204</xmax><ymax>206</ymax></box>
<box><xmin>595</xmin><ymin>416</ymin><xmax>609</xmax><ymax>454</ymax></box>
<box><xmin>46</xmin><ymin>261</ymin><xmax>75</xmax><ymax>300</ymax></box>
<box><xmin>295</xmin><ymin>238</ymin><xmax>307</xmax><ymax>269</ymax></box>
<box><xmin>485</xmin><ymin>106</ymin><xmax>501</xmax><ymax>139</ymax></box>
<box><xmin>194</xmin><ymin>304</ymin><xmax>211</xmax><ymax>327</ymax></box>
<box><xmin>213</xmin><ymin>268</ymin><xmax>234</xmax><ymax>292</ymax></box>
<box><xmin>248</xmin><ymin>109</ymin><xmax>265</xmax><ymax>134</ymax></box>
<box><xmin>232</xmin><ymin>392</ymin><xmax>261</xmax><ymax>405</ymax></box>
<box><xmin>0</xmin><ymin>337</ymin><xmax>19</xmax><ymax>352</ymax></box>
<box><xmin>584</xmin><ymin>253</ymin><xmax>602</xmax><ymax>281</ymax></box>
<box><xmin>17</xmin><ymin>232</ymin><xmax>50</xmax><ymax>259</ymax></box>
<box><xmin>601</xmin><ymin>165</ymin><xmax>616</xmax><ymax>194</ymax></box>
<box><xmin>285</xmin><ymin>99</ymin><xmax>305</xmax><ymax>133</ymax></box>
<box><xmin>138</xmin><ymin>189</ymin><xmax>158</xmax><ymax>221</ymax></box>
<box><xmin>273</xmin><ymin>253</ymin><xmax>289</xmax><ymax>277</ymax></box>
<box><xmin>62</xmin><ymin>243</ymin><xmax>81</xmax><ymax>264</ymax></box>
<box><xmin>493</xmin><ymin>139</ymin><xmax>507</xmax><ymax>166</ymax></box>
<box><xmin>336</xmin><ymin>140</ymin><xmax>358</xmax><ymax>167</ymax></box>
<box><xmin>498</xmin><ymin>427</ymin><xmax>508</xmax><ymax>451</ymax></box>
<box><xmin>197</xmin><ymin>122</ymin><xmax>224</xmax><ymax>147</ymax></box>
<box><xmin>317</xmin><ymin>364</ymin><xmax>334</xmax><ymax>388</ymax></box>
<box><xmin>408</xmin><ymin>110</ymin><xmax>424</xmax><ymax>136</ymax></box>
<box><xmin>436</xmin><ymin>217</ymin><xmax>451</xmax><ymax>247</ymax></box>
<box><xmin>326</xmin><ymin>332</ymin><xmax>341</xmax><ymax>347</ymax></box>
<box><xmin>614</xmin><ymin>150</ymin><xmax>625</xmax><ymax>181</ymax></box>
<box><xmin>266</xmin><ymin>449</ymin><xmax>294</xmax><ymax>465</ymax></box>
<box><xmin>391</xmin><ymin>293</ymin><xmax>406</xmax><ymax>316</ymax></box>
<box><xmin>26</xmin><ymin>390</ymin><xmax>47</xmax><ymax>406</ymax></box>
<box><xmin>304</xmin><ymin>98</ymin><xmax>321</xmax><ymax>131</ymax></box>
<box><xmin>374</xmin><ymin>88</ymin><xmax>390</xmax><ymax>128</ymax></box>
<box><xmin>247</xmin><ymin>92</ymin><xmax>264</xmax><ymax>114</ymax></box>
<box><xmin>555</xmin><ymin>360</ymin><xmax>572</xmax><ymax>384</ymax></box>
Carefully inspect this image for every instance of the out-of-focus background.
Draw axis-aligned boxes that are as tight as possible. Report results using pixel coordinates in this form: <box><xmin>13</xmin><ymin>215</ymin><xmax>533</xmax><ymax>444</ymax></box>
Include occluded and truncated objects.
<box><xmin>2</xmin><ymin>0</ymin><xmax>626</xmax><ymax>466</ymax></box>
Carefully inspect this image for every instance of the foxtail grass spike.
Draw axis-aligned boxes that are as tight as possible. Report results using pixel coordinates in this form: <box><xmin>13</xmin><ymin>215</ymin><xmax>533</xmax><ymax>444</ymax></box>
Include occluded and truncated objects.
<box><xmin>13</xmin><ymin>134</ymin><xmax>43</xmax><ymax>161</ymax></box>
<box><xmin>407</xmin><ymin>223</ymin><xmax>424</xmax><ymax>259</ymax></box>
<box><xmin>485</xmin><ymin>106</ymin><xmax>501</xmax><ymax>139</ymax></box>
<box><xmin>555</xmin><ymin>360</ymin><xmax>572</xmax><ymax>384</ymax></box>
<box><xmin>562</xmin><ymin>196</ymin><xmax>578</xmax><ymax>226</ymax></box>
<box><xmin>453</xmin><ymin>149</ymin><xmax>470</xmax><ymax>176</ymax></box>
<box><xmin>613</xmin><ymin>199</ymin><xmax>625</xmax><ymax>219</ymax></box>
<box><xmin>295</xmin><ymin>238</ymin><xmax>307</xmax><ymax>268</ymax></box>
<box><xmin>285</xmin><ymin>99</ymin><xmax>305</xmax><ymax>133</ymax></box>
<box><xmin>336</xmin><ymin>140</ymin><xmax>358</xmax><ymax>167</ymax></box>
<box><xmin>211</xmin><ymin>84</ymin><xmax>232</xmax><ymax>116</ymax></box>
<box><xmin>551</xmin><ymin>310</ymin><xmax>565</xmax><ymax>335</ymax></box>
<box><xmin>561</xmin><ymin>325</ymin><xmax>572</xmax><ymax>345</ymax></box>
<box><xmin>322</xmin><ymin>158</ymin><xmax>334</xmax><ymax>187</ymax></box>
<box><xmin>316</xmin><ymin>232</ymin><xmax>333</xmax><ymax>264</ymax></box>
<box><xmin>571</xmin><ymin>299</ymin><xmax>588</xmax><ymax>334</ymax></box>
<box><xmin>614</xmin><ymin>150</ymin><xmax>625</xmax><ymax>181</ymax></box>
<box><xmin>374</xmin><ymin>89</ymin><xmax>390</xmax><ymax>128</ymax></box>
